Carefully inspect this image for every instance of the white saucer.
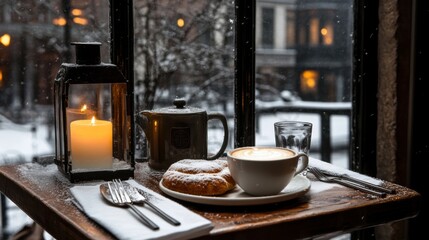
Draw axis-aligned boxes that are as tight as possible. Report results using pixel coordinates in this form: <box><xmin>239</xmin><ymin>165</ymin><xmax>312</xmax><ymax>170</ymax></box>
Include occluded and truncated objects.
<box><xmin>159</xmin><ymin>175</ymin><xmax>311</xmax><ymax>206</ymax></box>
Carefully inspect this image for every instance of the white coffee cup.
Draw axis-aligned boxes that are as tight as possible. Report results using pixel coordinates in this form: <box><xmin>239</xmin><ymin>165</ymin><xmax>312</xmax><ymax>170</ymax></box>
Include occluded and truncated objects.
<box><xmin>226</xmin><ymin>146</ymin><xmax>309</xmax><ymax>196</ymax></box>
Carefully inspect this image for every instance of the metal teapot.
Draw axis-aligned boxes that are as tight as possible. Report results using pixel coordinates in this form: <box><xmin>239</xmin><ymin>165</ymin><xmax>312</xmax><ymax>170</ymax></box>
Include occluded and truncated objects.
<box><xmin>138</xmin><ymin>98</ymin><xmax>229</xmax><ymax>170</ymax></box>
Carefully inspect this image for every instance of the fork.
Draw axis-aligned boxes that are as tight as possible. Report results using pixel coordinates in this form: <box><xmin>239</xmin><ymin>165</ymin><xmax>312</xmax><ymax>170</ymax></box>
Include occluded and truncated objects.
<box><xmin>110</xmin><ymin>179</ymin><xmax>160</xmax><ymax>230</ymax></box>
<box><xmin>308</xmin><ymin>167</ymin><xmax>387</xmax><ymax>198</ymax></box>
<box><xmin>317</xmin><ymin>168</ymin><xmax>396</xmax><ymax>194</ymax></box>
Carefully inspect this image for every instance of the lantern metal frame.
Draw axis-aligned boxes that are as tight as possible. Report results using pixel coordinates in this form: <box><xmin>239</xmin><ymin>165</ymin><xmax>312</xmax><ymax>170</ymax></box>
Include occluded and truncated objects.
<box><xmin>53</xmin><ymin>42</ymin><xmax>134</xmax><ymax>182</ymax></box>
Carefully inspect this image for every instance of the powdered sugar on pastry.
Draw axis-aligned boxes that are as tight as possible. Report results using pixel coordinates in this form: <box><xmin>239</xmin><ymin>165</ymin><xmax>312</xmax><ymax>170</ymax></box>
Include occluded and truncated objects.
<box><xmin>161</xmin><ymin>159</ymin><xmax>236</xmax><ymax>196</ymax></box>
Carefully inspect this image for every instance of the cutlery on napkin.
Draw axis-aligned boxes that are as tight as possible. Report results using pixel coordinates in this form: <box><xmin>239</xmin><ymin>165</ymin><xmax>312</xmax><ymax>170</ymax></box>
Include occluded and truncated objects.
<box><xmin>70</xmin><ymin>180</ymin><xmax>213</xmax><ymax>240</ymax></box>
<box><xmin>318</xmin><ymin>169</ymin><xmax>395</xmax><ymax>194</ymax></box>
<box><xmin>120</xmin><ymin>181</ymin><xmax>181</xmax><ymax>226</ymax></box>
<box><xmin>308</xmin><ymin>158</ymin><xmax>395</xmax><ymax>195</ymax></box>
<box><xmin>308</xmin><ymin>166</ymin><xmax>387</xmax><ymax>197</ymax></box>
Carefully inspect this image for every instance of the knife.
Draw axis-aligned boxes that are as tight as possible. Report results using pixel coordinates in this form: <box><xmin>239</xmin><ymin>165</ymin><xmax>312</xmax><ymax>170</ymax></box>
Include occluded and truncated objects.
<box><xmin>123</xmin><ymin>182</ymin><xmax>181</xmax><ymax>226</ymax></box>
<box><xmin>134</xmin><ymin>188</ymin><xmax>181</xmax><ymax>226</ymax></box>
<box><xmin>320</xmin><ymin>169</ymin><xmax>396</xmax><ymax>194</ymax></box>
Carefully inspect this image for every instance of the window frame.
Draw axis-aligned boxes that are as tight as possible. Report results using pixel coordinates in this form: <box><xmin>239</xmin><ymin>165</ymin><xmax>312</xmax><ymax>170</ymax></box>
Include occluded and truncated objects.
<box><xmin>351</xmin><ymin>0</ymin><xmax>378</xmax><ymax>175</ymax></box>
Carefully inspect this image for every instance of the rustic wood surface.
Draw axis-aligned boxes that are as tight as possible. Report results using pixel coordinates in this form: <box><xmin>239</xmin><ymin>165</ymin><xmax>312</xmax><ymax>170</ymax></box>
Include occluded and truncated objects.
<box><xmin>0</xmin><ymin>162</ymin><xmax>421</xmax><ymax>240</ymax></box>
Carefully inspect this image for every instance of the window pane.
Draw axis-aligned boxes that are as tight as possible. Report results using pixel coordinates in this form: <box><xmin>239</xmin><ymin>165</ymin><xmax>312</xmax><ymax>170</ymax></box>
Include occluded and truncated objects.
<box><xmin>286</xmin><ymin>9</ymin><xmax>296</xmax><ymax>49</ymax></box>
<box><xmin>133</xmin><ymin>0</ymin><xmax>236</xmax><ymax>156</ymax></box>
<box><xmin>261</xmin><ymin>7</ymin><xmax>274</xmax><ymax>48</ymax></box>
<box><xmin>0</xmin><ymin>0</ymin><xmax>110</xmax><ymax>166</ymax></box>
<box><xmin>0</xmin><ymin>0</ymin><xmax>110</xmax><ymax>234</ymax></box>
<box><xmin>255</xmin><ymin>0</ymin><xmax>353</xmax><ymax>168</ymax></box>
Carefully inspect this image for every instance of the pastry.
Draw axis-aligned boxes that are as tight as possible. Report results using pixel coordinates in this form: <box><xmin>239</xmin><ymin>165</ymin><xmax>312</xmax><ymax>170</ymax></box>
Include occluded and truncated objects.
<box><xmin>161</xmin><ymin>159</ymin><xmax>236</xmax><ymax>196</ymax></box>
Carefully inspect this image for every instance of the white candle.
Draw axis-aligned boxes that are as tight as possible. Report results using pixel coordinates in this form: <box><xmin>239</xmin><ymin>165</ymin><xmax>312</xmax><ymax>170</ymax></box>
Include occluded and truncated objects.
<box><xmin>70</xmin><ymin>116</ymin><xmax>113</xmax><ymax>169</ymax></box>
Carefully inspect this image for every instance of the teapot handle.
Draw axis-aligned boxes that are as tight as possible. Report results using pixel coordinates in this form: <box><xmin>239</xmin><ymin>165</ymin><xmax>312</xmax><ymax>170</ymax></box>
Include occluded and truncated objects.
<box><xmin>207</xmin><ymin>113</ymin><xmax>229</xmax><ymax>160</ymax></box>
<box><xmin>135</xmin><ymin>112</ymin><xmax>148</xmax><ymax>131</ymax></box>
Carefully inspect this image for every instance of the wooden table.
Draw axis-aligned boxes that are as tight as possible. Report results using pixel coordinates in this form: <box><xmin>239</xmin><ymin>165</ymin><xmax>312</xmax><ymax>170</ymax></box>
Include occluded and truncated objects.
<box><xmin>0</xmin><ymin>161</ymin><xmax>421</xmax><ymax>240</ymax></box>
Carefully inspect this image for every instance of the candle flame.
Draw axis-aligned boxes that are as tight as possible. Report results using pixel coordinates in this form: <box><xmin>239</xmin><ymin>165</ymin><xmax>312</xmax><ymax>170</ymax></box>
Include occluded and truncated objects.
<box><xmin>91</xmin><ymin>116</ymin><xmax>96</xmax><ymax>125</ymax></box>
<box><xmin>80</xmin><ymin>104</ymin><xmax>87</xmax><ymax>112</ymax></box>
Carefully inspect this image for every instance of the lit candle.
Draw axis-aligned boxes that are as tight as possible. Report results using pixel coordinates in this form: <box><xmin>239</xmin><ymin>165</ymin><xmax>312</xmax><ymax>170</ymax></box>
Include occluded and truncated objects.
<box><xmin>70</xmin><ymin>116</ymin><xmax>113</xmax><ymax>169</ymax></box>
<box><xmin>66</xmin><ymin>105</ymin><xmax>94</xmax><ymax>151</ymax></box>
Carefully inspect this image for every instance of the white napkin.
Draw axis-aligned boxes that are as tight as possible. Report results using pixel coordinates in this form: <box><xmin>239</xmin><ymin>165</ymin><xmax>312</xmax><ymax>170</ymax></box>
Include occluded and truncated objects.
<box><xmin>309</xmin><ymin>157</ymin><xmax>383</xmax><ymax>184</ymax></box>
<box><xmin>70</xmin><ymin>180</ymin><xmax>213</xmax><ymax>240</ymax></box>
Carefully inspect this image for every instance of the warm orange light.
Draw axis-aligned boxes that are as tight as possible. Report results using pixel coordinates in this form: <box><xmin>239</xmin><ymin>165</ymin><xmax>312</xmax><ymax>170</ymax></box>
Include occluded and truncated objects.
<box><xmin>300</xmin><ymin>70</ymin><xmax>318</xmax><ymax>93</ymax></box>
<box><xmin>0</xmin><ymin>34</ymin><xmax>11</xmax><ymax>46</ymax></box>
<box><xmin>306</xmin><ymin>78</ymin><xmax>316</xmax><ymax>88</ymax></box>
<box><xmin>80</xmin><ymin>104</ymin><xmax>88</xmax><ymax>112</ymax></box>
<box><xmin>302</xmin><ymin>70</ymin><xmax>317</xmax><ymax>79</ymax></box>
<box><xmin>309</xmin><ymin>18</ymin><xmax>319</xmax><ymax>46</ymax></box>
<box><xmin>72</xmin><ymin>9</ymin><xmax>83</xmax><ymax>16</ymax></box>
<box><xmin>0</xmin><ymin>70</ymin><xmax>3</xmax><ymax>86</ymax></box>
<box><xmin>177</xmin><ymin>18</ymin><xmax>185</xmax><ymax>28</ymax></box>
<box><xmin>73</xmin><ymin>17</ymin><xmax>88</xmax><ymax>25</ymax></box>
<box><xmin>322</xmin><ymin>24</ymin><xmax>334</xmax><ymax>45</ymax></box>
<box><xmin>53</xmin><ymin>17</ymin><xmax>67</xmax><ymax>26</ymax></box>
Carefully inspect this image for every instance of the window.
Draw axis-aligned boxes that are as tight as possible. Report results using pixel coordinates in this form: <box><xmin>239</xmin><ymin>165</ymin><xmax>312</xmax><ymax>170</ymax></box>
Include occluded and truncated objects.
<box><xmin>298</xmin><ymin>9</ymin><xmax>338</xmax><ymax>47</ymax></box>
<box><xmin>261</xmin><ymin>7</ymin><xmax>274</xmax><ymax>48</ymax></box>
<box><xmin>285</xmin><ymin>9</ymin><xmax>296</xmax><ymax>49</ymax></box>
<box><xmin>2</xmin><ymin>0</ymin><xmax>423</xmax><ymax>238</ymax></box>
<box><xmin>254</xmin><ymin>0</ymin><xmax>352</xmax><ymax>166</ymax></box>
<box><xmin>0</xmin><ymin>0</ymin><xmax>353</xmax><ymax>235</ymax></box>
<box><xmin>0</xmin><ymin>0</ymin><xmax>353</xmax><ymax>167</ymax></box>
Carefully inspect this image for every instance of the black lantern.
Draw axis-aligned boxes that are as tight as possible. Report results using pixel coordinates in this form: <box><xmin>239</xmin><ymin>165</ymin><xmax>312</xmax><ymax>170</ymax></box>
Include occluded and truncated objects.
<box><xmin>53</xmin><ymin>42</ymin><xmax>134</xmax><ymax>182</ymax></box>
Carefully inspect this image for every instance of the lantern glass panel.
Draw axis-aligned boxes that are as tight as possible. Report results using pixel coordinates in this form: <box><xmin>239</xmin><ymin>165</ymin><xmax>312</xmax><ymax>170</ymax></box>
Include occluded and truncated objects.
<box><xmin>67</xmin><ymin>83</ymin><xmax>112</xmax><ymax>170</ymax></box>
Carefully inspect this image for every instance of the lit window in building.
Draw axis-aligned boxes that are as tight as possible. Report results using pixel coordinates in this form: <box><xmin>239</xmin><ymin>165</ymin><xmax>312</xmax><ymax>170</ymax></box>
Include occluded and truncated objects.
<box><xmin>309</xmin><ymin>17</ymin><xmax>319</xmax><ymax>46</ymax></box>
<box><xmin>300</xmin><ymin>70</ymin><xmax>318</xmax><ymax>93</ymax></box>
<box><xmin>286</xmin><ymin>9</ymin><xmax>296</xmax><ymax>49</ymax></box>
<box><xmin>321</xmin><ymin>21</ymin><xmax>333</xmax><ymax>45</ymax></box>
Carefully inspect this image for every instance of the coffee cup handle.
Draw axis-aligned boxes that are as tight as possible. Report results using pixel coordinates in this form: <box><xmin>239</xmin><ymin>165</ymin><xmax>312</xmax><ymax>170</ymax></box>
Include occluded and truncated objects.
<box><xmin>207</xmin><ymin>113</ymin><xmax>229</xmax><ymax>160</ymax></box>
<box><xmin>294</xmin><ymin>152</ymin><xmax>309</xmax><ymax>176</ymax></box>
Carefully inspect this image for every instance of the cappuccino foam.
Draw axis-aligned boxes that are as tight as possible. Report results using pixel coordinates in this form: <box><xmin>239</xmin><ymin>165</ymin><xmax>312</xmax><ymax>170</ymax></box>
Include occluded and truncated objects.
<box><xmin>231</xmin><ymin>147</ymin><xmax>294</xmax><ymax>160</ymax></box>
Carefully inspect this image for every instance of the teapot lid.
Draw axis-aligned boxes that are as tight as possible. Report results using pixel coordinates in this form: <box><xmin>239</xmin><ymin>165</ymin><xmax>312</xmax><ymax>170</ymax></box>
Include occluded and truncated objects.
<box><xmin>152</xmin><ymin>98</ymin><xmax>205</xmax><ymax>114</ymax></box>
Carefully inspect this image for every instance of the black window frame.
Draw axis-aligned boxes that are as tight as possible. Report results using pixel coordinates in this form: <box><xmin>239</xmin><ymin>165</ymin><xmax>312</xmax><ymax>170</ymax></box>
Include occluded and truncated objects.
<box><xmin>351</xmin><ymin>0</ymin><xmax>378</xmax><ymax>176</ymax></box>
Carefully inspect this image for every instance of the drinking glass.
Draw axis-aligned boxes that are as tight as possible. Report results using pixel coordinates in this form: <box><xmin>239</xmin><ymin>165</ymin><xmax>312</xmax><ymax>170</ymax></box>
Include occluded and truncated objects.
<box><xmin>274</xmin><ymin>121</ymin><xmax>313</xmax><ymax>155</ymax></box>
